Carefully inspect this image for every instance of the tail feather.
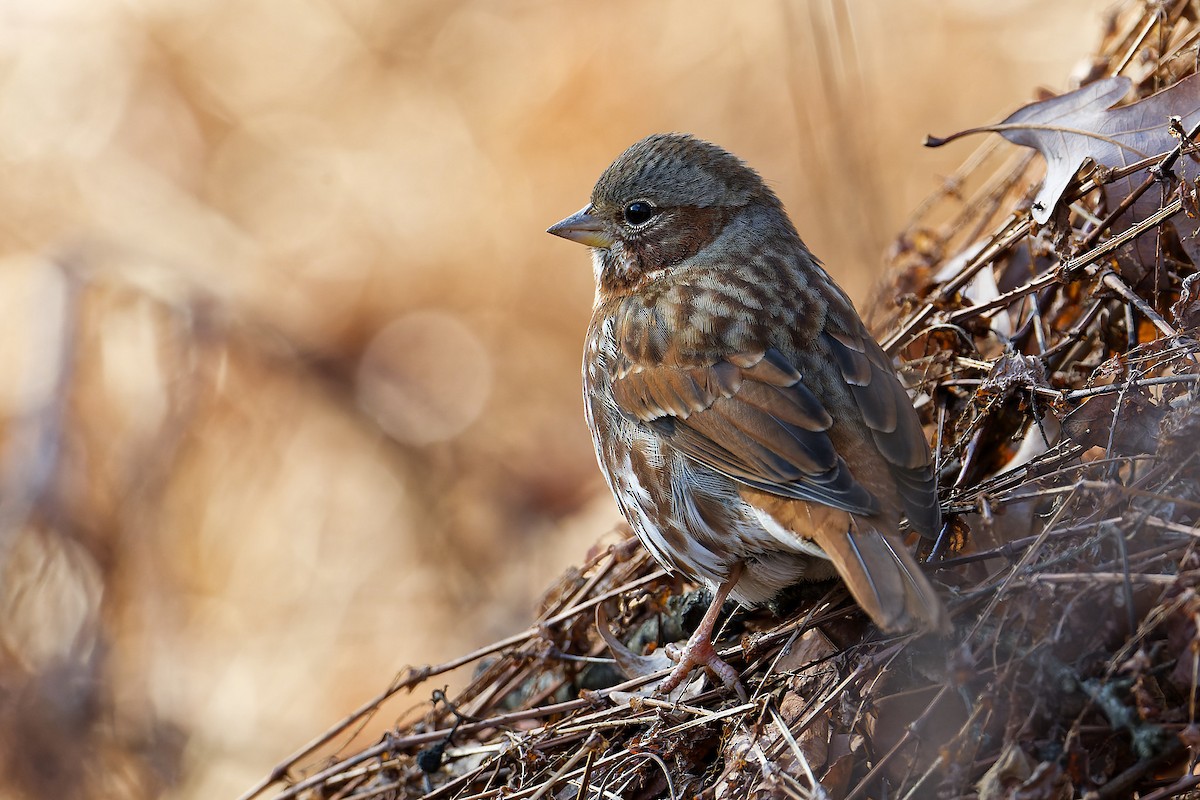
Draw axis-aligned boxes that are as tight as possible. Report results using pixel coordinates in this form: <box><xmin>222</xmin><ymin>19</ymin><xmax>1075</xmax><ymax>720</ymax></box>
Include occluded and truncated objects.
<box><xmin>842</xmin><ymin>530</ymin><xmax>893</xmax><ymax>619</ymax></box>
<box><xmin>874</xmin><ymin>530</ymin><xmax>948</xmax><ymax>631</ymax></box>
<box><xmin>812</xmin><ymin>516</ymin><xmax>949</xmax><ymax>634</ymax></box>
<box><xmin>739</xmin><ymin>489</ymin><xmax>949</xmax><ymax>634</ymax></box>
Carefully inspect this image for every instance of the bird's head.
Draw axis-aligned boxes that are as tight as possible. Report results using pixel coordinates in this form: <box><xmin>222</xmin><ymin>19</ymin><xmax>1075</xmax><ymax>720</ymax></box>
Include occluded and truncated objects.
<box><xmin>547</xmin><ymin>133</ymin><xmax>790</xmax><ymax>295</ymax></box>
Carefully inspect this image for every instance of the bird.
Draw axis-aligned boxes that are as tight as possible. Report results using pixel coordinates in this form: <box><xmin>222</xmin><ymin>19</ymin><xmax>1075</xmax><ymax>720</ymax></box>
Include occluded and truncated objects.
<box><xmin>547</xmin><ymin>133</ymin><xmax>947</xmax><ymax>697</ymax></box>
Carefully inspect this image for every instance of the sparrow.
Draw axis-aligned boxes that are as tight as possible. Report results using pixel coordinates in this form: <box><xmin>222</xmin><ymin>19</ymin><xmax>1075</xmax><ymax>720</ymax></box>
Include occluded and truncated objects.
<box><xmin>548</xmin><ymin>133</ymin><xmax>947</xmax><ymax>696</ymax></box>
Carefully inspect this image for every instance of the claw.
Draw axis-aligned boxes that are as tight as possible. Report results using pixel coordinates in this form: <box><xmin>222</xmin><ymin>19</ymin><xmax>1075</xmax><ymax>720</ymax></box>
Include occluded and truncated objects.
<box><xmin>658</xmin><ymin>633</ymin><xmax>747</xmax><ymax>702</ymax></box>
<box><xmin>654</xmin><ymin>566</ymin><xmax>747</xmax><ymax>702</ymax></box>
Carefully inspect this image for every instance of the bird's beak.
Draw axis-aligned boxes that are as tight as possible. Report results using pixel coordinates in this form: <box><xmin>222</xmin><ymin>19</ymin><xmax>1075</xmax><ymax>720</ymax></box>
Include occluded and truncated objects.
<box><xmin>547</xmin><ymin>205</ymin><xmax>614</xmax><ymax>249</ymax></box>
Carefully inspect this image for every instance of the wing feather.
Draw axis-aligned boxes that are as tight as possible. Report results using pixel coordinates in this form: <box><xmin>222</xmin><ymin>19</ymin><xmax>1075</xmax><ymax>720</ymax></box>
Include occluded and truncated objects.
<box><xmin>613</xmin><ymin>344</ymin><xmax>878</xmax><ymax>515</ymax></box>
<box><xmin>824</xmin><ymin>328</ymin><xmax>941</xmax><ymax>536</ymax></box>
<box><xmin>606</xmin><ymin>298</ymin><xmax>938</xmax><ymax>532</ymax></box>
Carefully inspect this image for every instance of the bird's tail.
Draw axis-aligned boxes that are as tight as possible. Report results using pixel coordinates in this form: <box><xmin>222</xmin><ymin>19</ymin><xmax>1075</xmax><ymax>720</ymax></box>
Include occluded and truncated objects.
<box><xmin>741</xmin><ymin>491</ymin><xmax>949</xmax><ymax>634</ymax></box>
<box><xmin>814</xmin><ymin>515</ymin><xmax>949</xmax><ymax>634</ymax></box>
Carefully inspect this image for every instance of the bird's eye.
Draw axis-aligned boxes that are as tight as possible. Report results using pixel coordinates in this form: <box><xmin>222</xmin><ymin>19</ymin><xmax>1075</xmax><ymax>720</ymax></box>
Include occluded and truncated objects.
<box><xmin>623</xmin><ymin>201</ymin><xmax>659</xmax><ymax>227</ymax></box>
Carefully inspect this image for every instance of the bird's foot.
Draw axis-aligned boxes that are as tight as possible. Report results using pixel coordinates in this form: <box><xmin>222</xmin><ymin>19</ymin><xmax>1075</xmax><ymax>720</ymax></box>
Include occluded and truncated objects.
<box><xmin>658</xmin><ymin>632</ymin><xmax>747</xmax><ymax>702</ymax></box>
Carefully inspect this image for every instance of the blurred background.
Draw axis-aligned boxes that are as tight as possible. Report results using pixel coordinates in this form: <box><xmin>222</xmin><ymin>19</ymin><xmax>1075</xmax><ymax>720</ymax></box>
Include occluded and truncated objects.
<box><xmin>0</xmin><ymin>1</ymin><xmax>1103</xmax><ymax>798</ymax></box>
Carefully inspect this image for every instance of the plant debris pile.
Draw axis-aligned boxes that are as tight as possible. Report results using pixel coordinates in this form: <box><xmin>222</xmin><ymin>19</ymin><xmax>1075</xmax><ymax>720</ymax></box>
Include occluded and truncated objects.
<box><xmin>247</xmin><ymin>3</ymin><xmax>1200</xmax><ymax>798</ymax></box>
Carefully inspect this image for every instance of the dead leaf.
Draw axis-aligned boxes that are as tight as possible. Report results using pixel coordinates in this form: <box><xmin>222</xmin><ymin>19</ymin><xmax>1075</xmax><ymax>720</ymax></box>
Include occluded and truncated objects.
<box><xmin>1179</xmin><ymin>723</ymin><xmax>1200</xmax><ymax>750</ymax></box>
<box><xmin>790</xmin><ymin>714</ymin><xmax>830</xmax><ymax>786</ymax></box>
<box><xmin>976</xmin><ymin>744</ymin><xmax>1072</xmax><ymax>800</ymax></box>
<box><xmin>985</xmin><ymin>351</ymin><xmax>1052</xmax><ymax>396</ymax></box>
<box><xmin>1062</xmin><ymin>389</ymin><xmax>1163</xmax><ymax>455</ymax></box>
<box><xmin>1017</xmin><ymin>761</ymin><xmax>1074</xmax><ymax>800</ymax></box>
<box><xmin>773</xmin><ymin>629</ymin><xmax>838</xmax><ymax>683</ymax></box>
<box><xmin>977</xmin><ymin>743</ymin><xmax>1034</xmax><ymax>800</ymax></box>
<box><xmin>1180</xmin><ymin>177</ymin><xmax>1200</xmax><ymax>219</ymax></box>
<box><xmin>929</xmin><ymin>75</ymin><xmax>1200</xmax><ymax>224</ymax></box>
<box><xmin>819</xmin><ymin>734</ymin><xmax>856</xmax><ymax>798</ymax></box>
<box><xmin>1171</xmin><ymin>271</ymin><xmax>1200</xmax><ymax>328</ymax></box>
<box><xmin>594</xmin><ymin>605</ymin><xmax>707</xmax><ymax>703</ymax></box>
<box><xmin>929</xmin><ymin>74</ymin><xmax>1200</xmax><ymax>274</ymax></box>
<box><xmin>595</xmin><ymin>606</ymin><xmax>671</xmax><ymax>678</ymax></box>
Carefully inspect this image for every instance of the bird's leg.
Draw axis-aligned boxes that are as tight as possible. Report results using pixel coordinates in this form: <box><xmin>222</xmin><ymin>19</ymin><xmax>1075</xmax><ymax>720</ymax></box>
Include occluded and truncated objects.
<box><xmin>657</xmin><ymin>564</ymin><xmax>747</xmax><ymax>701</ymax></box>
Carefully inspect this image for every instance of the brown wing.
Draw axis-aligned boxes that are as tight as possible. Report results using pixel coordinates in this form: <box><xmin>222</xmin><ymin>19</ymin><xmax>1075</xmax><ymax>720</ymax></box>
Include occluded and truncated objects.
<box><xmin>823</xmin><ymin>326</ymin><xmax>941</xmax><ymax>538</ymax></box>
<box><xmin>610</xmin><ymin>343</ymin><xmax>879</xmax><ymax>516</ymax></box>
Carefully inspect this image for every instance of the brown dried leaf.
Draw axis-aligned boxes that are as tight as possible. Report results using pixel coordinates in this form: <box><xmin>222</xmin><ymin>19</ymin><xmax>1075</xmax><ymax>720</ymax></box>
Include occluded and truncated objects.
<box><xmin>768</xmin><ymin>633</ymin><xmax>835</xmax><ymax>681</ymax></box>
<box><xmin>931</xmin><ymin>75</ymin><xmax>1200</xmax><ymax>221</ymax></box>
<box><xmin>1166</xmin><ymin>590</ymin><xmax>1200</xmax><ymax>691</ymax></box>
<box><xmin>1061</xmin><ymin>389</ymin><xmax>1163</xmax><ymax>455</ymax></box>
<box><xmin>977</xmin><ymin>743</ymin><xmax>1034</xmax><ymax>800</ymax></box>
<box><xmin>1179</xmin><ymin>723</ymin><xmax>1200</xmax><ymax>750</ymax></box>
<box><xmin>1170</xmin><ymin>271</ymin><xmax>1200</xmax><ymax>328</ymax></box>
<box><xmin>981</xmin><ymin>351</ymin><xmax>1052</xmax><ymax>399</ymax></box>
<box><xmin>1017</xmin><ymin>761</ymin><xmax>1074</xmax><ymax>800</ymax></box>
<box><xmin>1131</xmin><ymin>673</ymin><xmax>1166</xmax><ymax>722</ymax></box>
<box><xmin>1157</xmin><ymin>389</ymin><xmax>1200</xmax><ymax>469</ymax></box>
<box><xmin>819</xmin><ymin>734</ymin><xmax>856</xmax><ymax>798</ymax></box>
<box><xmin>977</xmin><ymin>744</ymin><xmax>1073</xmax><ymax>800</ymax></box>
<box><xmin>1180</xmin><ymin>177</ymin><xmax>1200</xmax><ymax>220</ymax></box>
<box><xmin>780</xmin><ymin>692</ymin><xmax>830</xmax><ymax>780</ymax></box>
<box><xmin>595</xmin><ymin>605</ymin><xmax>674</xmax><ymax>684</ymax></box>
